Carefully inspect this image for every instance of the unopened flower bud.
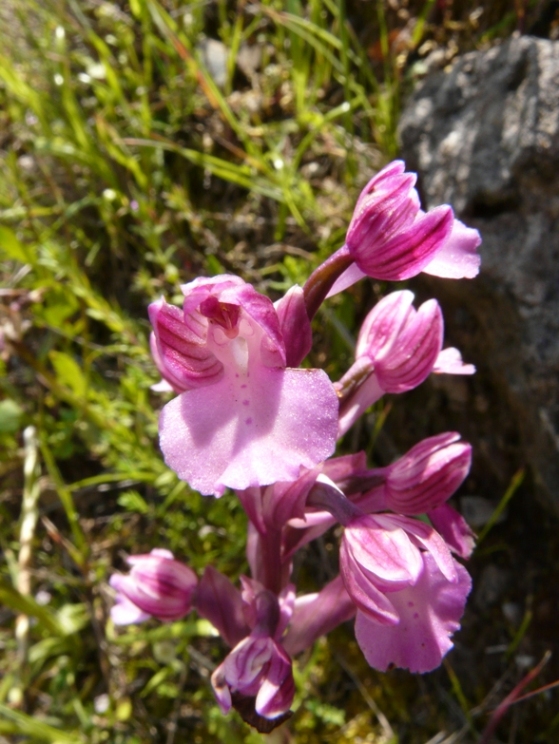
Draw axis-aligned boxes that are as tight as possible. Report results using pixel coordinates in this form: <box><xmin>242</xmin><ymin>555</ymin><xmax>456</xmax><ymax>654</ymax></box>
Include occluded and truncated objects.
<box><xmin>337</xmin><ymin>291</ymin><xmax>444</xmax><ymax>435</ymax></box>
<box><xmin>385</xmin><ymin>433</ymin><xmax>472</xmax><ymax>515</ymax></box>
<box><xmin>345</xmin><ymin>161</ymin><xmax>480</xmax><ymax>282</ymax></box>
<box><xmin>357</xmin><ymin>290</ymin><xmax>443</xmax><ymax>393</ymax></box>
<box><xmin>110</xmin><ymin>549</ymin><xmax>197</xmax><ymax>624</ymax></box>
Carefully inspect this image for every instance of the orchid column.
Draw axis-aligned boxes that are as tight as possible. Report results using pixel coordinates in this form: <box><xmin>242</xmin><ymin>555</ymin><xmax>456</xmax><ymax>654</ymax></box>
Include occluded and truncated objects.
<box><xmin>109</xmin><ymin>160</ymin><xmax>481</xmax><ymax>732</ymax></box>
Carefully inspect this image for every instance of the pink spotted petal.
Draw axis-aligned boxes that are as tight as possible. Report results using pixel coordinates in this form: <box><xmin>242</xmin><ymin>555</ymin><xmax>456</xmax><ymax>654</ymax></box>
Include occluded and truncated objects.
<box><xmin>159</xmin><ymin>367</ymin><xmax>338</xmax><ymax>496</ymax></box>
<box><xmin>355</xmin><ymin>553</ymin><xmax>472</xmax><ymax>673</ymax></box>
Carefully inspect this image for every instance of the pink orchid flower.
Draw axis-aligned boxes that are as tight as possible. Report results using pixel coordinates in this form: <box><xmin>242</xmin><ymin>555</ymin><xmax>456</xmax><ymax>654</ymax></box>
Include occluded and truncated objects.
<box><xmin>354</xmin><ymin>552</ymin><xmax>471</xmax><ymax>673</ymax></box>
<box><xmin>149</xmin><ymin>276</ymin><xmax>339</xmax><ymax>496</ymax></box>
<box><xmin>340</xmin><ymin>514</ymin><xmax>471</xmax><ymax>673</ymax></box>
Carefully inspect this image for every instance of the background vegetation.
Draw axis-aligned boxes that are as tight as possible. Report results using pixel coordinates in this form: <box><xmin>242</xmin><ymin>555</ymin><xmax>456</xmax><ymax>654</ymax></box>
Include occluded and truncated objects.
<box><xmin>1</xmin><ymin>1</ymin><xmax>558</xmax><ymax>742</ymax></box>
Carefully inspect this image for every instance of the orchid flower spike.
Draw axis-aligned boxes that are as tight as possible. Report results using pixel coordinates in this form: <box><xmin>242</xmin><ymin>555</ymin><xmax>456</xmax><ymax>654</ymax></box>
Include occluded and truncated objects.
<box><xmin>150</xmin><ymin>276</ymin><xmax>339</xmax><ymax>496</ymax></box>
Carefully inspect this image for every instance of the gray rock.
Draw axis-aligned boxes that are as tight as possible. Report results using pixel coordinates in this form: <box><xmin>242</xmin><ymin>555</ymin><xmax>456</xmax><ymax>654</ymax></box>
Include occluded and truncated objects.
<box><xmin>460</xmin><ymin>496</ymin><xmax>505</xmax><ymax>529</ymax></box>
<box><xmin>475</xmin><ymin>564</ymin><xmax>510</xmax><ymax>610</ymax></box>
<box><xmin>399</xmin><ymin>36</ymin><xmax>559</xmax><ymax>513</ymax></box>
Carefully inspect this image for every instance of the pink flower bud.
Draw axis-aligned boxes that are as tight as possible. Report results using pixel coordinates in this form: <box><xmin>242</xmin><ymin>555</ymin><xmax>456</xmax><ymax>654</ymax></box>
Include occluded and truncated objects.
<box><xmin>385</xmin><ymin>433</ymin><xmax>472</xmax><ymax>514</ymax></box>
<box><xmin>109</xmin><ymin>549</ymin><xmax>197</xmax><ymax>624</ymax></box>
<box><xmin>346</xmin><ymin>162</ymin><xmax>420</xmax><ymax>266</ymax></box>
<box><xmin>345</xmin><ymin>161</ymin><xmax>480</xmax><ymax>282</ymax></box>
<box><xmin>356</xmin><ymin>290</ymin><xmax>443</xmax><ymax>393</ymax></box>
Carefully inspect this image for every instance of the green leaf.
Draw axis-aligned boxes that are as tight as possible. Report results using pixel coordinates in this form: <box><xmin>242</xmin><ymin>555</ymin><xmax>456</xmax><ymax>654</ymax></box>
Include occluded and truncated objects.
<box><xmin>0</xmin><ymin>580</ymin><xmax>63</xmax><ymax>637</ymax></box>
<box><xmin>0</xmin><ymin>703</ymin><xmax>84</xmax><ymax>743</ymax></box>
<box><xmin>0</xmin><ymin>399</ymin><xmax>24</xmax><ymax>433</ymax></box>
<box><xmin>56</xmin><ymin>603</ymin><xmax>90</xmax><ymax>636</ymax></box>
<box><xmin>49</xmin><ymin>351</ymin><xmax>87</xmax><ymax>398</ymax></box>
<box><xmin>117</xmin><ymin>490</ymin><xmax>150</xmax><ymax>514</ymax></box>
<box><xmin>28</xmin><ymin>636</ymin><xmax>75</xmax><ymax>667</ymax></box>
<box><xmin>0</xmin><ymin>225</ymin><xmax>32</xmax><ymax>263</ymax></box>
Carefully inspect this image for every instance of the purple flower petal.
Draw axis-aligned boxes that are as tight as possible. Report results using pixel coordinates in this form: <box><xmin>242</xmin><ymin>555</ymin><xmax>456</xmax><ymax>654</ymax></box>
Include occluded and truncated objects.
<box><xmin>355</xmin><ymin>553</ymin><xmax>472</xmax><ymax>673</ymax></box>
<box><xmin>283</xmin><ymin>576</ymin><xmax>356</xmax><ymax>656</ymax></box>
<box><xmin>428</xmin><ymin>504</ymin><xmax>476</xmax><ymax>559</ymax></box>
<box><xmin>195</xmin><ymin>566</ymin><xmax>249</xmax><ymax>648</ymax></box>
